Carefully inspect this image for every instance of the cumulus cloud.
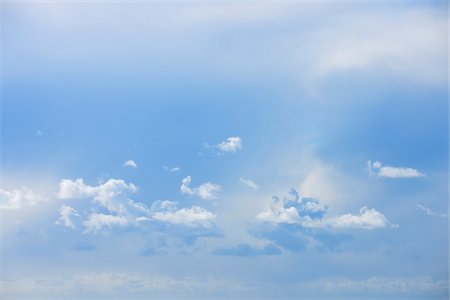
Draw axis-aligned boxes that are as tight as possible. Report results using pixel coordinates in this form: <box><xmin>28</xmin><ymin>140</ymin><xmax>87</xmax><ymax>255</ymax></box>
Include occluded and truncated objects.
<box><xmin>258</xmin><ymin>188</ymin><xmax>395</xmax><ymax>230</ymax></box>
<box><xmin>180</xmin><ymin>176</ymin><xmax>221</xmax><ymax>200</ymax></box>
<box><xmin>239</xmin><ymin>177</ymin><xmax>259</xmax><ymax>190</ymax></box>
<box><xmin>0</xmin><ymin>187</ymin><xmax>46</xmax><ymax>210</ymax></box>
<box><xmin>367</xmin><ymin>160</ymin><xmax>424</xmax><ymax>178</ymax></box>
<box><xmin>216</xmin><ymin>136</ymin><xmax>242</xmax><ymax>153</ymax></box>
<box><xmin>82</xmin><ymin>213</ymin><xmax>130</xmax><ymax>234</ymax></box>
<box><xmin>416</xmin><ymin>204</ymin><xmax>447</xmax><ymax>218</ymax></box>
<box><xmin>56</xmin><ymin>178</ymin><xmax>219</xmax><ymax>237</ymax></box>
<box><xmin>254</xmin><ymin>188</ymin><xmax>396</xmax><ymax>252</ymax></box>
<box><xmin>55</xmin><ymin>205</ymin><xmax>80</xmax><ymax>229</ymax></box>
<box><xmin>151</xmin><ymin>200</ymin><xmax>216</xmax><ymax>228</ymax></box>
<box><xmin>57</xmin><ymin>178</ymin><xmax>137</xmax><ymax>213</ymax></box>
<box><xmin>123</xmin><ymin>160</ymin><xmax>138</xmax><ymax>168</ymax></box>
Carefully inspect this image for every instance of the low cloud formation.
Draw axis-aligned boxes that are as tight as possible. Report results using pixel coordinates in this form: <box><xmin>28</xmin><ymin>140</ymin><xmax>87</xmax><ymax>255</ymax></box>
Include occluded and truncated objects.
<box><xmin>254</xmin><ymin>188</ymin><xmax>396</xmax><ymax>252</ymax></box>
<box><xmin>57</xmin><ymin>178</ymin><xmax>219</xmax><ymax>237</ymax></box>
<box><xmin>367</xmin><ymin>160</ymin><xmax>424</xmax><ymax>178</ymax></box>
<box><xmin>180</xmin><ymin>176</ymin><xmax>221</xmax><ymax>200</ymax></box>
<box><xmin>258</xmin><ymin>188</ymin><xmax>395</xmax><ymax>230</ymax></box>
<box><xmin>0</xmin><ymin>187</ymin><xmax>47</xmax><ymax>210</ymax></box>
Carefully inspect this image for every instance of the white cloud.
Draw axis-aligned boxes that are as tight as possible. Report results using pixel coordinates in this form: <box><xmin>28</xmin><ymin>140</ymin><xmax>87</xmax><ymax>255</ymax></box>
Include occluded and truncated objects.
<box><xmin>257</xmin><ymin>189</ymin><xmax>395</xmax><ymax>230</ymax></box>
<box><xmin>319</xmin><ymin>206</ymin><xmax>396</xmax><ymax>230</ymax></box>
<box><xmin>82</xmin><ymin>213</ymin><xmax>130</xmax><ymax>234</ymax></box>
<box><xmin>123</xmin><ymin>160</ymin><xmax>138</xmax><ymax>168</ymax></box>
<box><xmin>239</xmin><ymin>177</ymin><xmax>259</xmax><ymax>190</ymax></box>
<box><xmin>309</xmin><ymin>8</ymin><xmax>447</xmax><ymax>85</ymax></box>
<box><xmin>216</xmin><ymin>136</ymin><xmax>242</xmax><ymax>153</ymax></box>
<box><xmin>152</xmin><ymin>200</ymin><xmax>216</xmax><ymax>227</ymax></box>
<box><xmin>55</xmin><ymin>205</ymin><xmax>80</xmax><ymax>229</ymax></box>
<box><xmin>164</xmin><ymin>166</ymin><xmax>181</xmax><ymax>172</ymax></box>
<box><xmin>416</xmin><ymin>204</ymin><xmax>447</xmax><ymax>218</ymax></box>
<box><xmin>0</xmin><ymin>187</ymin><xmax>46</xmax><ymax>210</ymax></box>
<box><xmin>367</xmin><ymin>160</ymin><xmax>424</xmax><ymax>178</ymax></box>
<box><xmin>180</xmin><ymin>176</ymin><xmax>221</xmax><ymax>200</ymax></box>
<box><xmin>57</xmin><ymin>178</ymin><xmax>137</xmax><ymax>213</ymax></box>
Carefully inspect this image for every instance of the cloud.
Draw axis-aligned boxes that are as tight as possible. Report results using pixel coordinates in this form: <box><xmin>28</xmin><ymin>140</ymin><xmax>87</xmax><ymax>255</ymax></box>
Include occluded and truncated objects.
<box><xmin>308</xmin><ymin>8</ymin><xmax>447</xmax><ymax>85</ymax></box>
<box><xmin>258</xmin><ymin>188</ymin><xmax>395</xmax><ymax>230</ymax></box>
<box><xmin>239</xmin><ymin>177</ymin><xmax>259</xmax><ymax>190</ymax></box>
<box><xmin>82</xmin><ymin>213</ymin><xmax>130</xmax><ymax>234</ymax></box>
<box><xmin>304</xmin><ymin>276</ymin><xmax>448</xmax><ymax>297</ymax></box>
<box><xmin>123</xmin><ymin>160</ymin><xmax>138</xmax><ymax>168</ymax></box>
<box><xmin>216</xmin><ymin>136</ymin><xmax>242</xmax><ymax>153</ymax></box>
<box><xmin>180</xmin><ymin>176</ymin><xmax>221</xmax><ymax>200</ymax></box>
<box><xmin>416</xmin><ymin>204</ymin><xmax>447</xmax><ymax>218</ymax></box>
<box><xmin>34</xmin><ymin>130</ymin><xmax>43</xmax><ymax>136</ymax></box>
<box><xmin>55</xmin><ymin>205</ymin><xmax>80</xmax><ymax>229</ymax></box>
<box><xmin>0</xmin><ymin>187</ymin><xmax>47</xmax><ymax>210</ymax></box>
<box><xmin>254</xmin><ymin>188</ymin><xmax>396</xmax><ymax>252</ymax></box>
<box><xmin>56</xmin><ymin>178</ymin><xmax>220</xmax><ymax>241</ymax></box>
<box><xmin>0</xmin><ymin>272</ymin><xmax>247</xmax><ymax>297</ymax></box>
<box><xmin>164</xmin><ymin>166</ymin><xmax>181</xmax><ymax>172</ymax></box>
<box><xmin>313</xmin><ymin>207</ymin><xmax>397</xmax><ymax>230</ymax></box>
<box><xmin>367</xmin><ymin>160</ymin><xmax>424</xmax><ymax>178</ymax></box>
<box><xmin>57</xmin><ymin>178</ymin><xmax>138</xmax><ymax>213</ymax></box>
<box><xmin>212</xmin><ymin>243</ymin><xmax>281</xmax><ymax>257</ymax></box>
<box><xmin>151</xmin><ymin>200</ymin><xmax>216</xmax><ymax>228</ymax></box>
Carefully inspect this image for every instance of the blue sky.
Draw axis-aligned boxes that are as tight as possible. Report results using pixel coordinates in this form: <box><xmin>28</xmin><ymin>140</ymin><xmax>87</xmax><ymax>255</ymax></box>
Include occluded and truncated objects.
<box><xmin>0</xmin><ymin>1</ymin><xmax>448</xmax><ymax>299</ymax></box>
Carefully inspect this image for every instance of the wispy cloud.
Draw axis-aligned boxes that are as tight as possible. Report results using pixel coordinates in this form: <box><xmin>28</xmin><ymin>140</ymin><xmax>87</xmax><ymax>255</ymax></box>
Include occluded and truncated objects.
<box><xmin>367</xmin><ymin>160</ymin><xmax>424</xmax><ymax>178</ymax></box>
<box><xmin>164</xmin><ymin>165</ymin><xmax>181</xmax><ymax>172</ymax></box>
<box><xmin>55</xmin><ymin>205</ymin><xmax>80</xmax><ymax>229</ymax></box>
<box><xmin>416</xmin><ymin>204</ymin><xmax>447</xmax><ymax>218</ymax></box>
<box><xmin>239</xmin><ymin>177</ymin><xmax>259</xmax><ymax>190</ymax></box>
<box><xmin>180</xmin><ymin>176</ymin><xmax>221</xmax><ymax>200</ymax></box>
<box><xmin>123</xmin><ymin>160</ymin><xmax>138</xmax><ymax>169</ymax></box>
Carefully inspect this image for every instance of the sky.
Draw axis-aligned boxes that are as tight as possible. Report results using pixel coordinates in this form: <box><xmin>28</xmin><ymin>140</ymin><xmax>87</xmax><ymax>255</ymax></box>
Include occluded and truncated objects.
<box><xmin>0</xmin><ymin>1</ymin><xmax>448</xmax><ymax>299</ymax></box>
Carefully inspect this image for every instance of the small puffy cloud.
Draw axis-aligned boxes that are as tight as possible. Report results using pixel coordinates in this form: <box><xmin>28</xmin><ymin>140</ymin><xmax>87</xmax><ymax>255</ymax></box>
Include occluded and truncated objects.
<box><xmin>55</xmin><ymin>205</ymin><xmax>80</xmax><ymax>229</ymax></box>
<box><xmin>416</xmin><ymin>204</ymin><xmax>447</xmax><ymax>218</ymax></box>
<box><xmin>123</xmin><ymin>160</ymin><xmax>138</xmax><ymax>169</ymax></box>
<box><xmin>212</xmin><ymin>243</ymin><xmax>281</xmax><ymax>256</ymax></box>
<box><xmin>367</xmin><ymin>160</ymin><xmax>424</xmax><ymax>178</ymax></box>
<box><xmin>151</xmin><ymin>200</ymin><xmax>216</xmax><ymax>228</ymax></box>
<box><xmin>239</xmin><ymin>177</ymin><xmax>259</xmax><ymax>190</ymax></box>
<box><xmin>57</xmin><ymin>178</ymin><xmax>137</xmax><ymax>213</ymax></box>
<box><xmin>257</xmin><ymin>189</ymin><xmax>327</xmax><ymax>225</ymax></box>
<box><xmin>216</xmin><ymin>136</ymin><xmax>242</xmax><ymax>153</ymax></box>
<box><xmin>180</xmin><ymin>176</ymin><xmax>221</xmax><ymax>200</ymax></box>
<box><xmin>82</xmin><ymin>213</ymin><xmax>130</xmax><ymax>234</ymax></box>
<box><xmin>0</xmin><ymin>187</ymin><xmax>46</xmax><ymax>210</ymax></box>
<box><xmin>164</xmin><ymin>166</ymin><xmax>181</xmax><ymax>172</ymax></box>
<box><xmin>315</xmin><ymin>207</ymin><xmax>397</xmax><ymax>230</ymax></box>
